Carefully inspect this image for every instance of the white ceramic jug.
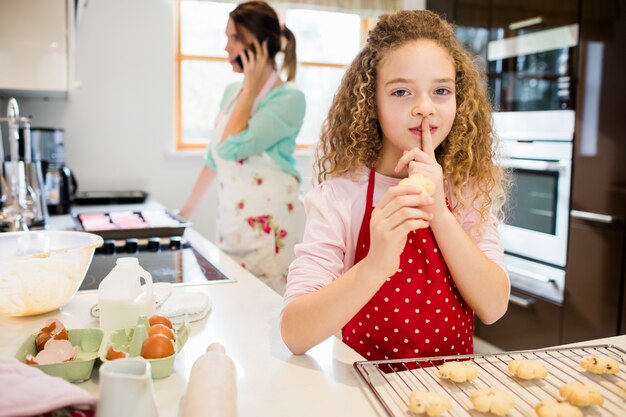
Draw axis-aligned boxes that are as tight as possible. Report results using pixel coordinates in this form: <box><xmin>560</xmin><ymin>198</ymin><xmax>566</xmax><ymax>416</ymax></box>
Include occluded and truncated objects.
<box><xmin>97</xmin><ymin>257</ymin><xmax>155</xmax><ymax>332</ymax></box>
<box><xmin>96</xmin><ymin>358</ymin><xmax>158</xmax><ymax>417</ymax></box>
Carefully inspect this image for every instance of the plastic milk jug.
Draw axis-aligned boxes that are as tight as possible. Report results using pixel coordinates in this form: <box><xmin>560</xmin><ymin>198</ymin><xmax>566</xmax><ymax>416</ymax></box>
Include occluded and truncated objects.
<box><xmin>98</xmin><ymin>257</ymin><xmax>156</xmax><ymax>332</ymax></box>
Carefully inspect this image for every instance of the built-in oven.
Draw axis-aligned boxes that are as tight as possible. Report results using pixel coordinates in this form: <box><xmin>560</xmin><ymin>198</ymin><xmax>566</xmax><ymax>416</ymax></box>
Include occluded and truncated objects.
<box><xmin>477</xmin><ymin>111</ymin><xmax>574</xmax><ymax>350</ymax></box>
<box><xmin>495</xmin><ymin>111</ymin><xmax>574</xmax><ymax>269</ymax></box>
<box><xmin>487</xmin><ymin>24</ymin><xmax>579</xmax><ymax>112</ymax></box>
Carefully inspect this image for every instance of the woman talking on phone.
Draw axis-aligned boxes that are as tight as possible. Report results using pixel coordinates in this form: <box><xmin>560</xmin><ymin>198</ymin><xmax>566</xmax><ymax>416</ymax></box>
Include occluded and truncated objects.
<box><xmin>179</xmin><ymin>1</ymin><xmax>306</xmax><ymax>294</ymax></box>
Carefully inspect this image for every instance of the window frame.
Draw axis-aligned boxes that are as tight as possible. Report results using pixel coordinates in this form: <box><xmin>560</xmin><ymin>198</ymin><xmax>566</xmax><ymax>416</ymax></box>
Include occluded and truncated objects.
<box><xmin>174</xmin><ymin>0</ymin><xmax>373</xmax><ymax>151</ymax></box>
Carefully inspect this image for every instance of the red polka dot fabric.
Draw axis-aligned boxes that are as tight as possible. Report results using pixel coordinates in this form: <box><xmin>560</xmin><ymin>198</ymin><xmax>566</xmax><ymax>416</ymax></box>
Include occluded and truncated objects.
<box><xmin>342</xmin><ymin>169</ymin><xmax>473</xmax><ymax>361</ymax></box>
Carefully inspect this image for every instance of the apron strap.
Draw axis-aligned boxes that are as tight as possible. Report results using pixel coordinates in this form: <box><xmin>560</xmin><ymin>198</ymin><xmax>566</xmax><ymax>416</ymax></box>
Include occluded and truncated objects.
<box><xmin>354</xmin><ymin>168</ymin><xmax>376</xmax><ymax>257</ymax></box>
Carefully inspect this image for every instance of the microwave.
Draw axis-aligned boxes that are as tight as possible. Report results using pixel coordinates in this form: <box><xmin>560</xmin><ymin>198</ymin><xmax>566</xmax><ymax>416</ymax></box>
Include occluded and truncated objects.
<box><xmin>487</xmin><ymin>24</ymin><xmax>579</xmax><ymax>112</ymax></box>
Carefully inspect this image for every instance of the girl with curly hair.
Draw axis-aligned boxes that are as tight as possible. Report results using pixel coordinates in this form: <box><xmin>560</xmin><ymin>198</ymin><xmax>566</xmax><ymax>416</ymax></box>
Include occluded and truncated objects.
<box><xmin>281</xmin><ymin>9</ymin><xmax>509</xmax><ymax>359</ymax></box>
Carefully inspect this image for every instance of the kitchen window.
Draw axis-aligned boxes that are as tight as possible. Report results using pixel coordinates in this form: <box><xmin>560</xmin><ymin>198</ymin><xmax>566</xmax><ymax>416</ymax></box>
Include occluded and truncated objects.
<box><xmin>175</xmin><ymin>0</ymin><xmax>371</xmax><ymax>151</ymax></box>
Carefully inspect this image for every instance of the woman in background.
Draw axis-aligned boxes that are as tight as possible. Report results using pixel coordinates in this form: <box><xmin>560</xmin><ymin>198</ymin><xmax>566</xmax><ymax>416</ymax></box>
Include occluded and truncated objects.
<box><xmin>180</xmin><ymin>1</ymin><xmax>306</xmax><ymax>294</ymax></box>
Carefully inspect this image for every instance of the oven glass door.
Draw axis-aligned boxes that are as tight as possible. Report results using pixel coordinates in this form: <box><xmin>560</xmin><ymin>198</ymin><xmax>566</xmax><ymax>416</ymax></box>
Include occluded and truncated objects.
<box><xmin>488</xmin><ymin>24</ymin><xmax>579</xmax><ymax>112</ymax></box>
<box><xmin>508</xmin><ymin>168</ymin><xmax>558</xmax><ymax>235</ymax></box>
<box><xmin>500</xmin><ymin>157</ymin><xmax>571</xmax><ymax>267</ymax></box>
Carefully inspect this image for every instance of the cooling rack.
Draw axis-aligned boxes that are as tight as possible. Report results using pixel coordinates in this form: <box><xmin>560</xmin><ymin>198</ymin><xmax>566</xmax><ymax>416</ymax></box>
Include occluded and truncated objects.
<box><xmin>354</xmin><ymin>344</ymin><xmax>626</xmax><ymax>416</ymax></box>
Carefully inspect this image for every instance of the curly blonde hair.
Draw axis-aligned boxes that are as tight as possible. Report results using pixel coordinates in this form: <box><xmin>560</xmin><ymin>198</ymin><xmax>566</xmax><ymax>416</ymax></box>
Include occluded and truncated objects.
<box><xmin>316</xmin><ymin>9</ymin><xmax>507</xmax><ymax>229</ymax></box>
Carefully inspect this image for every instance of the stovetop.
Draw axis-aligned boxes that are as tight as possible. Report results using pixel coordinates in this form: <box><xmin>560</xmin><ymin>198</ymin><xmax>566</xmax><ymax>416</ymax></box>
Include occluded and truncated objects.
<box><xmin>79</xmin><ymin>236</ymin><xmax>232</xmax><ymax>291</ymax></box>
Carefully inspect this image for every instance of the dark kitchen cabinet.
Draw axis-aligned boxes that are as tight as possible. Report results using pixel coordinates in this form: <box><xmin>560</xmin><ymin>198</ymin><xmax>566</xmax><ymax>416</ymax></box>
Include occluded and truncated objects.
<box><xmin>562</xmin><ymin>0</ymin><xmax>626</xmax><ymax>343</ymax></box>
<box><xmin>475</xmin><ymin>290</ymin><xmax>562</xmax><ymax>351</ymax></box>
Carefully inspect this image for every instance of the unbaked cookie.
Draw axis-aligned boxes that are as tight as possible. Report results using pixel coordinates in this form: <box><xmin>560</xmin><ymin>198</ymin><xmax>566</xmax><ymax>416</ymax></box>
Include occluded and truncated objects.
<box><xmin>408</xmin><ymin>390</ymin><xmax>451</xmax><ymax>417</ymax></box>
<box><xmin>535</xmin><ymin>400</ymin><xmax>583</xmax><ymax>417</ymax></box>
<box><xmin>508</xmin><ymin>359</ymin><xmax>548</xmax><ymax>380</ymax></box>
<box><xmin>399</xmin><ymin>173</ymin><xmax>436</xmax><ymax>196</ymax></box>
<box><xmin>438</xmin><ymin>361</ymin><xmax>478</xmax><ymax>383</ymax></box>
<box><xmin>559</xmin><ymin>382</ymin><xmax>604</xmax><ymax>407</ymax></box>
<box><xmin>579</xmin><ymin>354</ymin><xmax>621</xmax><ymax>374</ymax></box>
<box><xmin>470</xmin><ymin>387</ymin><xmax>514</xmax><ymax>416</ymax></box>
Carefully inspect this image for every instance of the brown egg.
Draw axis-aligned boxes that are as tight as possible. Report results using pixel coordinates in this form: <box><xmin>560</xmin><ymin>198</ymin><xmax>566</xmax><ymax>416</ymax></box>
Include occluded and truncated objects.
<box><xmin>148</xmin><ymin>315</ymin><xmax>173</xmax><ymax>329</ymax></box>
<box><xmin>35</xmin><ymin>319</ymin><xmax>69</xmax><ymax>352</ymax></box>
<box><xmin>148</xmin><ymin>323</ymin><xmax>174</xmax><ymax>340</ymax></box>
<box><xmin>106</xmin><ymin>345</ymin><xmax>127</xmax><ymax>360</ymax></box>
<box><xmin>141</xmin><ymin>334</ymin><xmax>175</xmax><ymax>359</ymax></box>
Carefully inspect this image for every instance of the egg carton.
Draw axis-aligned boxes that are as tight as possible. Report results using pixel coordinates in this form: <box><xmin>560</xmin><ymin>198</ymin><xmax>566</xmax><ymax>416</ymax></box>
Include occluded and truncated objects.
<box><xmin>14</xmin><ymin>317</ymin><xmax>190</xmax><ymax>382</ymax></box>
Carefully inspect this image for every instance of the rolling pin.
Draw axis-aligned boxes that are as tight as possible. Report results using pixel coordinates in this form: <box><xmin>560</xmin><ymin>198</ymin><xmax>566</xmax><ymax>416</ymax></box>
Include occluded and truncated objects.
<box><xmin>181</xmin><ymin>343</ymin><xmax>237</xmax><ymax>417</ymax></box>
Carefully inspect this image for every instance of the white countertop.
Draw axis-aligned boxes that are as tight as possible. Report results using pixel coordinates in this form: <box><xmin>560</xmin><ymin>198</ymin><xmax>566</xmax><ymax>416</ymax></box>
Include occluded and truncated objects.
<box><xmin>1</xmin><ymin>209</ymin><xmax>625</xmax><ymax>417</ymax></box>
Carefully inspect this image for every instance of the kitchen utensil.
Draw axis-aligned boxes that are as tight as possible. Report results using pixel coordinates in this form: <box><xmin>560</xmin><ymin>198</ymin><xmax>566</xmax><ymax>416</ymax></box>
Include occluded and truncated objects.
<box><xmin>0</xmin><ymin>230</ymin><xmax>103</xmax><ymax>316</ymax></box>
<box><xmin>96</xmin><ymin>357</ymin><xmax>158</xmax><ymax>417</ymax></box>
<box><xmin>354</xmin><ymin>344</ymin><xmax>626</xmax><ymax>417</ymax></box>
<box><xmin>0</xmin><ymin>98</ymin><xmax>49</xmax><ymax>230</ymax></box>
<box><xmin>72</xmin><ymin>209</ymin><xmax>190</xmax><ymax>240</ymax></box>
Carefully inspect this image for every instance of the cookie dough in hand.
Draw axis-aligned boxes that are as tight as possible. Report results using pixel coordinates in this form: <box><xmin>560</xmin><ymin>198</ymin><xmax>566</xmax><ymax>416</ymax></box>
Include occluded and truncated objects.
<box><xmin>508</xmin><ymin>359</ymin><xmax>548</xmax><ymax>380</ymax></box>
<box><xmin>408</xmin><ymin>391</ymin><xmax>451</xmax><ymax>417</ymax></box>
<box><xmin>438</xmin><ymin>361</ymin><xmax>478</xmax><ymax>383</ymax></box>
<box><xmin>399</xmin><ymin>173</ymin><xmax>436</xmax><ymax>197</ymax></box>
<box><xmin>470</xmin><ymin>388</ymin><xmax>514</xmax><ymax>416</ymax></box>
<box><xmin>579</xmin><ymin>354</ymin><xmax>621</xmax><ymax>375</ymax></box>
<box><xmin>559</xmin><ymin>382</ymin><xmax>604</xmax><ymax>407</ymax></box>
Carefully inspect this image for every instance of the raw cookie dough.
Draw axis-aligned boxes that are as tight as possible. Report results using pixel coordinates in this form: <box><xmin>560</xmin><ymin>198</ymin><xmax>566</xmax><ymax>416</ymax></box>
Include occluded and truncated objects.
<box><xmin>438</xmin><ymin>361</ymin><xmax>478</xmax><ymax>383</ymax></box>
<box><xmin>579</xmin><ymin>354</ymin><xmax>621</xmax><ymax>374</ymax></box>
<box><xmin>508</xmin><ymin>359</ymin><xmax>548</xmax><ymax>380</ymax></box>
<box><xmin>559</xmin><ymin>382</ymin><xmax>604</xmax><ymax>407</ymax></box>
<box><xmin>470</xmin><ymin>387</ymin><xmax>514</xmax><ymax>416</ymax></box>
<box><xmin>408</xmin><ymin>390</ymin><xmax>452</xmax><ymax>417</ymax></box>
<box><xmin>535</xmin><ymin>400</ymin><xmax>583</xmax><ymax>417</ymax></box>
<box><xmin>399</xmin><ymin>173</ymin><xmax>436</xmax><ymax>196</ymax></box>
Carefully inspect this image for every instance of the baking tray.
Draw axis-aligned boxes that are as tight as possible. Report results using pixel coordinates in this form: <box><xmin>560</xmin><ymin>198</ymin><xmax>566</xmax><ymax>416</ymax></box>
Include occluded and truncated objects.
<box><xmin>354</xmin><ymin>344</ymin><xmax>626</xmax><ymax>416</ymax></box>
<box><xmin>72</xmin><ymin>209</ymin><xmax>190</xmax><ymax>240</ymax></box>
<box><xmin>74</xmin><ymin>190</ymin><xmax>148</xmax><ymax>205</ymax></box>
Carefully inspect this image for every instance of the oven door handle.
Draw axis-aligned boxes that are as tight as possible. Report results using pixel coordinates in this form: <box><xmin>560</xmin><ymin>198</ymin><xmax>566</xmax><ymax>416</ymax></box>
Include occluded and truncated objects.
<box><xmin>570</xmin><ymin>210</ymin><xmax>620</xmax><ymax>224</ymax></box>
<box><xmin>507</xmin><ymin>265</ymin><xmax>557</xmax><ymax>286</ymax></box>
<box><xmin>500</xmin><ymin>159</ymin><xmax>569</xmax><ymax>171</ymax></box>
<box><xmin>509</xmin><ymin>293</ymin><xmax>536</xmax><ymax>308</ymax></box>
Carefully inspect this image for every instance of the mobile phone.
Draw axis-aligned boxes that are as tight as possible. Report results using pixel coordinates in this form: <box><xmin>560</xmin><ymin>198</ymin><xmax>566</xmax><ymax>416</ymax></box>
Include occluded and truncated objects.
<box><xmin>234</xmin><ymin>43</ymin><xmax>257</xmax><ymax>69</ymax></box>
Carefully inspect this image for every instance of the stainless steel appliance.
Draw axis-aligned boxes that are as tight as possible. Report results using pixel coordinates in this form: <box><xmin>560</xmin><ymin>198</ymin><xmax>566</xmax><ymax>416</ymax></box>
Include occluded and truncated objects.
<box><xmin>32</xmin><ymin>128</ymin><xmax>78</xmax><ymax>215</ymax></box>
<box><xmin>487</xmin><ymin>24</ymin><xmax>579</xmax><ymax>111</ymax></box>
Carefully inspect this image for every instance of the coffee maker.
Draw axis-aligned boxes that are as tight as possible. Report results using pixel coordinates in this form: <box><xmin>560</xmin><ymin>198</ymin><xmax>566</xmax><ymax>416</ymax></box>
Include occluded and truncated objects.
<box><xmin>31</xmin><ymin>128</ymin><xmax>78</xmax><ymax>215</ymax></box>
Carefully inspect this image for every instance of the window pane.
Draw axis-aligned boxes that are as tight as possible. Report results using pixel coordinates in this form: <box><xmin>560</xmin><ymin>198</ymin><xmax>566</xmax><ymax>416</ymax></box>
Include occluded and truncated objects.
<box><xmin>180</xmin><ymin>1</ymin><xmax>235</xmax><ymax>57</ymax></box>
<box><xmin>286</xmin><ymin>10</ymin><xmax>360</xmax><ymax>65</ymax></box>
<box><xmin>181</xmin><ymin>60</ymin><xmax>241</xmax><ymax>144</ymax></box>
<box><xmin>296</xmin><ymin>65</ymin><xmax>346</xmax><ymax>146</ymax></box>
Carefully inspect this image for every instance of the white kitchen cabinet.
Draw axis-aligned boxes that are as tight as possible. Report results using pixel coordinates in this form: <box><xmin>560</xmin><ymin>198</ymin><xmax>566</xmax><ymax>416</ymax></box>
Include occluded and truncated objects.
<box><xmin>0</xmin><ymin>0</ymin><xmax>74</xmax><ymax>97</ymax></box>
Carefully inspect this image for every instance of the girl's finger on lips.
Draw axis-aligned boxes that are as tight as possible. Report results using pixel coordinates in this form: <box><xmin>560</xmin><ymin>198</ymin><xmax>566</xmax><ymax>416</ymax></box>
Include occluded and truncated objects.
<box><xmin>421</xmin><ymin>118</ymin><xmax>435</xmax><ymax>157</ymax></box>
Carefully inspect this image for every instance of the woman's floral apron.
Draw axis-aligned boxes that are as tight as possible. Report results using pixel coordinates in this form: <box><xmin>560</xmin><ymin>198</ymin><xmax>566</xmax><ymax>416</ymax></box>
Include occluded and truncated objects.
<box><xmin>210</xmin><ymin>72</ymin><xmax>304</xmax><ymax>294</ymax></box>
<box><xmin>342</xmin><ymin>169</ymin><xmax>474</xmax><ymax>360</ymax></box>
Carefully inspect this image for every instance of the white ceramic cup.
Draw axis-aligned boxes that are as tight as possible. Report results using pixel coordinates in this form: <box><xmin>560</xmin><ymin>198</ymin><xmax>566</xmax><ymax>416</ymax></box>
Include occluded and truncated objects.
<box><xmin>96</xmin><ymin>358</ymin><xmax>158</xmax><ymax>417</ymax></box>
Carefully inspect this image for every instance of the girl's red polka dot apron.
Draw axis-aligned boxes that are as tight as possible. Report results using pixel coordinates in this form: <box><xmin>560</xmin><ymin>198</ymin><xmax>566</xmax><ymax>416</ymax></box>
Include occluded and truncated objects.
<box><xmin>342</xmin><ymin>169</ymin><xmax>474</xmax><ymax>360</ymax></box>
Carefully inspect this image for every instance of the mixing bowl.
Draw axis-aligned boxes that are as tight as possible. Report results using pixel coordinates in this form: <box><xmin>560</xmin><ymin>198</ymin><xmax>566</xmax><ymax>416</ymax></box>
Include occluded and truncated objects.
<box><xmin>0</xmin><ymin>231</ymin><xmax>103</xmax><ymax>316</ymax></box>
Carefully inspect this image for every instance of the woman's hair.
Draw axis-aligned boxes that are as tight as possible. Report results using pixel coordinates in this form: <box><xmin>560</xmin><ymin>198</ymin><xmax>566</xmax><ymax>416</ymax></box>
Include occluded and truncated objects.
<box><xmin>230</xmin><ymin>1</ymin><xmax>298</xmax><ymax>81</ymax></box>
<box><xmin>316</xmin><ymin>9</ymin><xmax>507</xmax><ymax>227</ymax></box>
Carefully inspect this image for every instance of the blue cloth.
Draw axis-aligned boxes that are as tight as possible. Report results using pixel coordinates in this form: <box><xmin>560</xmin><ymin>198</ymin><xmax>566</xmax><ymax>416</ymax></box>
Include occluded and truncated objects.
<box><xmin>205</xmin><ymin>81</ymin><xmax>306</xmax><ymax>180</ymax></box>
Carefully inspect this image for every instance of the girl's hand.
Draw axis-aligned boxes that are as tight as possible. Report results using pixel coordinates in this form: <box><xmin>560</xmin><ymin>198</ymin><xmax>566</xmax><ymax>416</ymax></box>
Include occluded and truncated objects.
<box><xmin>364</xmin><ymin>184</ymin><xmax>434</xmax><ymax>279</ymax></box>
<box><xmin>394</xmin><ymin>118</ymin><xmax>447</xmax><ymax>218</ymax></box>
<box><xmin>240</xmin><ymin>38</ymin><xmax>269</xmax><ymax>97</ymax></box>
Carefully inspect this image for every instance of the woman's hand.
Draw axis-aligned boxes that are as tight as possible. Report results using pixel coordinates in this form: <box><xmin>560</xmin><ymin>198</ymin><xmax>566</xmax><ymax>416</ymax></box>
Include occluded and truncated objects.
<box><xmin>364</xmin><ymin>184</ymin><xmax>434</xmax><ymax>279</ymax></box>
<box><xmin>240</xmin><ymin>38</ymin><xmax>270</xmax><ymax>97</ymax></box>
<box><xmin>393</xmin><ymin>118</ymin><xmax>447</xmax><ymax>218</ymax></box>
